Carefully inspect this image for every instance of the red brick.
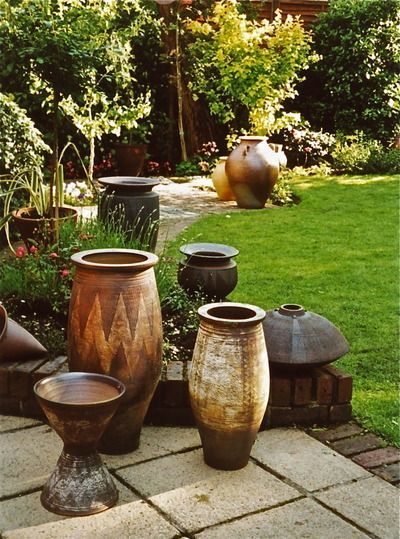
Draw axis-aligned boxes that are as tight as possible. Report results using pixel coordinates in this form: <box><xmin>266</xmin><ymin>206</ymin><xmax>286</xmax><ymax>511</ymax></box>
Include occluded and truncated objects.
<box><xmin>266</xmin><ymin>404</ymin><xmax>329</xmax><ymax>427</ymax></box>
<box><xmin>309</xmin><ymin>422</ymin><xmax>364</xmax><ymax>443</ymax></box>
<box><xmin>314</xmin><ymin>369</ymin><xmax>334</xmax><ymax>404</ymax></box>
<box><xmin>0</xmin><ymin>396</ymin><xmax>21</xmax><ymax>415</ymax></box>
<box><xmin>323</xmin><ymin>365</ymin><xmax>353</xmax><ymax>403</ymax></box>
<box><xmin>352</xmin><ymin>446</ymin><xmax>400</xmax><ymax>468</ymax></box>
<box><xmin>294</xmin><ymin>376</ymin><xmax>312</xmax><ymax>405</ymax></box>
<box><xmin>9</xmin><ymin>358</ymin><xmax>48</xmax><ymax>399</ymax></box>
<box><xmin>164</xmin><ymin>362</ymin><xmax>186</xmax><ymax>407</ymax></box>
<box><xmin>270</xmin><ymin>376</ymin><xmax>292</xmax><ymax>406</ymax></box>
<box><xmin>0</xmin><ymin>362</ymin><xmax>14</xmax><ymax>396</ymax></box>
<box><xmin>372</xmin><ymin>462</ymin><xmax>400</xmax><ymax>484</ymax></box>
<box><xmin>145</xmin><ymin>405</ymin><xmax>195</xmax><ymax>427</ymax></box>
<box><xmin>20</xmin><ymin>397</ymin><xmax>45</xmax><ymax>419</ymax></box>
<box><xmin>331</xmin><ymin>433</ymin><xmax>384</xmax><ymax>456</ymax></box>
<box><xmin>329</xmin><ymin>403</ymin><xmax>352</xmax><ymax>423</ymax></box>
<box><xmin>32</xmin><ymin>356</ymin><xmax>68</xmax><ymax>383</ymax></box>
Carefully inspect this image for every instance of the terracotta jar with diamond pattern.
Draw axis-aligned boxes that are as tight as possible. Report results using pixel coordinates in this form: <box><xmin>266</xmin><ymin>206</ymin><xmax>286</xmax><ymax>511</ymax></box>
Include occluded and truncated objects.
<box><xmin>67</xmin><ymin>248</ymin><xmax>162</xmax><ymax>454</ymax></box>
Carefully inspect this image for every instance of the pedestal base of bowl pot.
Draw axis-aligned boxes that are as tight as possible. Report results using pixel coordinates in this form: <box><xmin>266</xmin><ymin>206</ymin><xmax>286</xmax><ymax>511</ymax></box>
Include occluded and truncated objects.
<box><xmin>41</xmin><ymin>451</ymin><xmax>118</xmax><ymax>516</ymax></box>
<box><xmin>189</xmin><ymin>303</ymin><xmax>269</xmax><ymax>471</ymax></box>
<box><xmin>98</xmin><ymin>177</ymin><xmax>159</xmax><ymax>251</ymax></box>
<box><xmin>196</xmin><ymin>424</ymin><xmax>259</xmax><ymax>471</ymax></box>
<box><xmin>177</xmin><ymin>243</ymin><xmax>239</xmax><ymax>300</ymax></box>
<box><xmin>34</xmin><ymin>372</ymin><xmax>125</xmax><ymax>516</ymax></box>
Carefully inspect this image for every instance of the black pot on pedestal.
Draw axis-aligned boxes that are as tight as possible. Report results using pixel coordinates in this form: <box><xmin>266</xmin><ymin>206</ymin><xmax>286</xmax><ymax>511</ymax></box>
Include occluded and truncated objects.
<box><xmin>98</xmin><ymin>177</ymin><xmax>159</xmax><ymax>251</ymax></box>
<box><xmin>178</xmin><ymin>243</ymin><xmax>239</xmax><ymax>300</ymax></box>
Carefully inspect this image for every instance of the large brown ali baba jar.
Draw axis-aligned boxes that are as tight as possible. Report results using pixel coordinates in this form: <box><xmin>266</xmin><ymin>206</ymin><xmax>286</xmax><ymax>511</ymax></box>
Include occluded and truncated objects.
<box><xmin>67</xmin><ymin>248</ymin><xmax>163</xmax><ymax>454</ymax></box>
<box><xmin>189</xmin><ymin>302</ymin><xmax>269</xmax><ymax>470</ymax></box>
<box><xmin>225</xmin><ymin>136</ymin><xmax>280</xmax><ymax>209</ymax></box>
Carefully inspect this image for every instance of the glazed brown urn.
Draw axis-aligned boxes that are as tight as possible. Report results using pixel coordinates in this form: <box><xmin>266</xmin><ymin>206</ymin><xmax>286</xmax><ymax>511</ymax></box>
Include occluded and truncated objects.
<box><xmin>189</xmin><ymin>302</ymin><xmax>269</xmax><ymax>470</ymax></box>
<box><xmin>262</xmin><ymin>303</ymin><xmax>349</xmax><ymax>369</ymax></box>
<box><xmin>225</xmin><ymin>136</ymin><xmax>280</xmax><ymax>209</ymax></box>
<box><xmin>67</xmin><ymin>248</ymin><xmax>163</xmax><ymax>454</ymax></box>
<box><xmin>34</xmin><ymin>372</ymin><xmax>125</xmax><ymax>516</ymax></box>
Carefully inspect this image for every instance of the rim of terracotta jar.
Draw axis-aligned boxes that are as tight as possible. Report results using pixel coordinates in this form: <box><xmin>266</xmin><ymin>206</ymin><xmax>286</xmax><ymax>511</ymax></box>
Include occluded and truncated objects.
<box><xmin>180</xmin><ymin>242</ymin><xmax>239</xmax><ymax>260</ymax></box>
<box><xmin>71</xmin><ymin>248</ymin><xmax>158</xmax><ymax>271</ymax></box>
<box><xmin>0</xmin><ymin>304</ymin><xmax>7</xmax><ymax>341</ymax></box>
<box><xmin>277</xmin><ymin>303</ymin><xmax>306</xmax><ymax>317</ymax></box>
<box><xmin>198</xmin><ymin>302</ymin><xmax>265</xmax><ymax>326</ymax></box>
<box><xmin>98</xmin><ymin>177</ymin><xmax>159</xmax><ymax>190</ymax></box>
<box><xmin>239</xmin><ymin>135</ymin><xmax>267</xmax><ymax>142</ymax></box>
<box><xmin>34</xmin><ymin>372</ymin><xmax>126</xmax><ymax>408</ymax></box>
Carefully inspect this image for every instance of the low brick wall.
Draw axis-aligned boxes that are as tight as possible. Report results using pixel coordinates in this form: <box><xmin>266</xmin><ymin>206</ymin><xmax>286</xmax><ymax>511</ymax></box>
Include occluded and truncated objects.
<box><xmin>0</xmin><ymin>356</ymin><xmax>352</xmax><ymax>428</ymax></box>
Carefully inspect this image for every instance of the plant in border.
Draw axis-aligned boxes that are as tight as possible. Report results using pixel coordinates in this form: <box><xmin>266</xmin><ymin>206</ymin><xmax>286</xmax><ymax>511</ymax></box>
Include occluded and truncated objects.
<box><xmin>186</xmin><ymin>2</ymin><xmax>315</xmax><ymax>136</ymax></box>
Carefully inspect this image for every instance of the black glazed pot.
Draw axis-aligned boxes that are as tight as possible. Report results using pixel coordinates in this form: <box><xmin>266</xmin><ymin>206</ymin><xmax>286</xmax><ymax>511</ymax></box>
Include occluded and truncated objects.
<box><xmin>177</xmin><ymin>242</ymin><xmax>239</xmax><ymax>299</ymax></box>
<box><xmin>98</xmin><ymin>176</ymin><xmax>159</xmax><ymax>251</ymax></box>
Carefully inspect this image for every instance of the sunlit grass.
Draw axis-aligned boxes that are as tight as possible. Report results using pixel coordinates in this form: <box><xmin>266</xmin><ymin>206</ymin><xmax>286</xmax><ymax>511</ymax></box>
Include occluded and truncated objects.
<box><xmin>169</xmin><ymin>173</ymin><xmax>399</xmax><ymax>445</ymax></box>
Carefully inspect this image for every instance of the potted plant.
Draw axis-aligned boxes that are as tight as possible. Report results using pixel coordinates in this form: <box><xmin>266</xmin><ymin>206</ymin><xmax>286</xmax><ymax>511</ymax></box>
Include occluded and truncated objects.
<box><xmin>114</xmin><ymin>121</ymin><xmax>153</xmax><ymax>176</ymax></box>
<box><xmin>0</xmin><ymin>142</ymin><xmax>84</xmax><ymax>250</ymax></box>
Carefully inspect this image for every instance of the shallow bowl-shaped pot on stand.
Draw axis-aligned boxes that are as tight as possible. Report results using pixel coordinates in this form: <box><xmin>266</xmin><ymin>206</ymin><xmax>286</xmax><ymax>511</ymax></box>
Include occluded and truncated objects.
<box><xmin>178</xmin><ymin>242</ymin><xmax>239</xmax><ymax>300</ymax></box>
<box><xmin>34</xmin><ymin>372</ymin><xmax>125</xmax><ymax>516</ymax></box>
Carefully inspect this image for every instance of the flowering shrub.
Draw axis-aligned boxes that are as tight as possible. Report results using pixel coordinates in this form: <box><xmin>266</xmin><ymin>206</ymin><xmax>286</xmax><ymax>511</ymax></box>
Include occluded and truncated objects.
<box><xmin>282</xmin><ymin>122</ymin><xmax>336</xmax><ymax>167</ymax></box>
<box><xmin>174</xmin><ymin>141</ymin><xmax>219</xmax><ymax>176</ymax></box>
<box><xmin>64</xmin><ymin>181</ymin><xmax>96</xmax><ymax>206</ymax></box>
<box><xmin>144</xmin><ymin>160</ymin><xmax>172</xmax><ymax>177</ymax></box>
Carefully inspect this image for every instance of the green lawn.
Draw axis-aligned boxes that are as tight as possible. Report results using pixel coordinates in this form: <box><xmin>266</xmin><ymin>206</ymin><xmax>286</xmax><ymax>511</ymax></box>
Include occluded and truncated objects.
<box><xmin>170</xmin><ymin>174</ymin><xmax>399</xmax><ymax>445</ymax></box>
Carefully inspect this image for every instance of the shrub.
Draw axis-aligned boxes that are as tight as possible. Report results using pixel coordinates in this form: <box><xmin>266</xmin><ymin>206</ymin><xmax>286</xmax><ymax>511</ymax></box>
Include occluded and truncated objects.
<box><xmin>332</xmin><ymin>134</ymin><xmax>400</xmax><ymax>174</ymax></box>
<box><xmin>281</xmin><ymin>121</ymin><xmax>336</xmax><ymax>167</ymax></box>
<box><xmin>298</xmin><ymin>0</ymin><xmax>400</xmax><ymax>142</ymax></box>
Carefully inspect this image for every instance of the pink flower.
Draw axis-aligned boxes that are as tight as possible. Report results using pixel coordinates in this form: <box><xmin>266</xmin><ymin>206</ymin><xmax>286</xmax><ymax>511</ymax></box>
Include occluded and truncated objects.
<box><xmin>15</xmin><ymin>246</ymin><xmax>26</xmax><ymax>258</ymax></box>
<box><xmin>29</xmin><ymin>246</ymin><xmax>38</xmax><ymax>254</ymax></box>
<box><xmin>60</xmin><ymin>268</ymin><xmax>70</xmax><ymax>278</ymax></box>
<box><xmin>49</xmin><ymin>252</ymin><xmax>59</xmax><ymax>259</ymax></box>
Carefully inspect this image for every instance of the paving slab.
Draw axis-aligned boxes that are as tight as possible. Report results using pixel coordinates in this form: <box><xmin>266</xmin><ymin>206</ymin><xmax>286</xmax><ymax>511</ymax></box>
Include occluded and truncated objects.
<box><xmin>101</xmin><ymin>426</ymin><xmax>201</xmax><ymax>470</ymax></box>
<box><xmin>315</xmin><ymin>476</ymin><xmax>400</xmax><ymax>539</ymax></box>
<box><xmin>309</xmin><ymin>422</ymin><xmax>364</xmax><ymax>442</ymax></box>
<box><xmin>252</xmin><ymin>428</ymin><xmax>371</xmax><ymax>491</ymax></box>
<box><xmin>2</xmin><ymin>499</ymin><xmax>180</xmax><ymax>539</ymax></box>
<box><xmin>0</xmin><ymin>479</ymin><xmax>138</xmax><ymax>533</ymax></box>
<box><xmin>119</xmin><ymin>448</ymin><xmax>300</xmax><ymax>533</ymax></box>
<box><xmin>0</xmin><ymin>415</ymin><xmax>41</xmax><ymax>433</ymax></box>
<box><xmin>194</xmin><ymin>498</ymin><xmax>369</xmax><ymax>539</ymax></box>
<box><xmin>0</xmin><ymin>425</ymin><xmax>62</xmax><ymax>498</ymax></box>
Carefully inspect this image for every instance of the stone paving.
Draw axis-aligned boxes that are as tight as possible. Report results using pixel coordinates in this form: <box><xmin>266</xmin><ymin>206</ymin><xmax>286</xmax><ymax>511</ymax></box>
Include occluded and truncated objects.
<box><xmin>0</xmin><ymin>178</ymin><xmax>399</xmax><ymax>537</ymax></box>
<box><xmin>0</xmin><ymin>415</ymin><xmax>399</xmax><ymax>538</ymax></box>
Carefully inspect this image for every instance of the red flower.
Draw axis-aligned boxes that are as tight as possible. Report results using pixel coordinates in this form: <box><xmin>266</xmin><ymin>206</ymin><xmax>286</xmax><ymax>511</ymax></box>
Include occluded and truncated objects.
<box><xmin>29</xmin><ymin>245</ymin><xmax>38</xmax><ymax>254</ymax></box>
<box><xmin>15</xmin><ymin>246</ymin><xmax>26</xmax><ymax>258</ymax></box>
<box><xmin>60</xmin><ymin>268</ymin><xmax>70</xmax><ymax>278</ymax></box>
<box><xmin>49</xmin><ymin>252</ymin><xmax>59</xmax><ymax>259</ymax></box>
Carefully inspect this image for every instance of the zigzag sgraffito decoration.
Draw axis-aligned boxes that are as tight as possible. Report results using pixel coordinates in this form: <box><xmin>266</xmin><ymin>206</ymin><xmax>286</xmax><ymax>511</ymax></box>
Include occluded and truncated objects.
<box><xmin>68</xmin><ymin>287</ymin><xmax>162</xmax><ymax>395</ymax></box>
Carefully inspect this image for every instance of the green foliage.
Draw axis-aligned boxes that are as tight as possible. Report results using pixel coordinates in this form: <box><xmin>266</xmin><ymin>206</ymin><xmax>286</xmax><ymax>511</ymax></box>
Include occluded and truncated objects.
<box><xmin>269</xmin><ymin>174</ymin><xmax>295</xmax><ymax>206</ymax></box>
<box><xmin>301</xmin><ymin>0</ymin><xmax>400</xmax><ymax>142</ymax></box>
<box><xmin>186</xmin><ymin>1</ymin><xmax>314</xmax><ymax>135</ymax></box>
<box><xmin>332</xmin><ymin>133</ymin><xmax>400</xmax><ymax>174</ymax></box>
<box><xmin>173</xmin><ymin>174</ymin><xmax>399</xmax><ymax>444</ymax></box>
<box><xmin>0</xmin><ymin>93</ymin><xmax>50</xmax><ymax>175</ymax></box>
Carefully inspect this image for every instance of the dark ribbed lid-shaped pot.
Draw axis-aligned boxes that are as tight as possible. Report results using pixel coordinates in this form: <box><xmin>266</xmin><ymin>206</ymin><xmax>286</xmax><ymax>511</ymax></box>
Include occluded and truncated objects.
<box><xmin>262</xmin><ymin>303</ymin><xmax>349</xmax><ymax>368</ymax></box>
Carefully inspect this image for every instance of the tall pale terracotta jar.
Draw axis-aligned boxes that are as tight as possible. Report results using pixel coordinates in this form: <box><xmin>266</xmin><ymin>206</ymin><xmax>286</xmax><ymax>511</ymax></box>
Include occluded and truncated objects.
<box><xmin>225</xmin><ymin>136</ymin><xmax>280</xmax><ymax>209</ymax></box>
<box><xmin>211</xmin><ymin>157</ymin><xmax>235</xmax><ymax>201</ymax></box>
<box><xmin>189</xmin><ymin>302</ymin><xmax>269</xmax><ymax>470</ymax></box>
<box><xmin>68</xmin><ymin>248</ymin><xmax>162</xmax><ymax>454</ymax></box>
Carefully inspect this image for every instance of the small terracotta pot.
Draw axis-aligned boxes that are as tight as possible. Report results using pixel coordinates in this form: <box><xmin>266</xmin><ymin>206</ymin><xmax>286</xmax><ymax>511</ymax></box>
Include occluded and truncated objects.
<box><xmin>0</xmin><ymin>304</ymin><xmax>47</xmax><ymax>362</ymax></box>
<box><xmin>114</xmin><ymin>143</ymin><xmax>147</xmax><ymax>176</ymax></box>
<box><xmin>189</xmin><ymin>302</ymin><xmax>269</xmax><ymax>470</ymax></box>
